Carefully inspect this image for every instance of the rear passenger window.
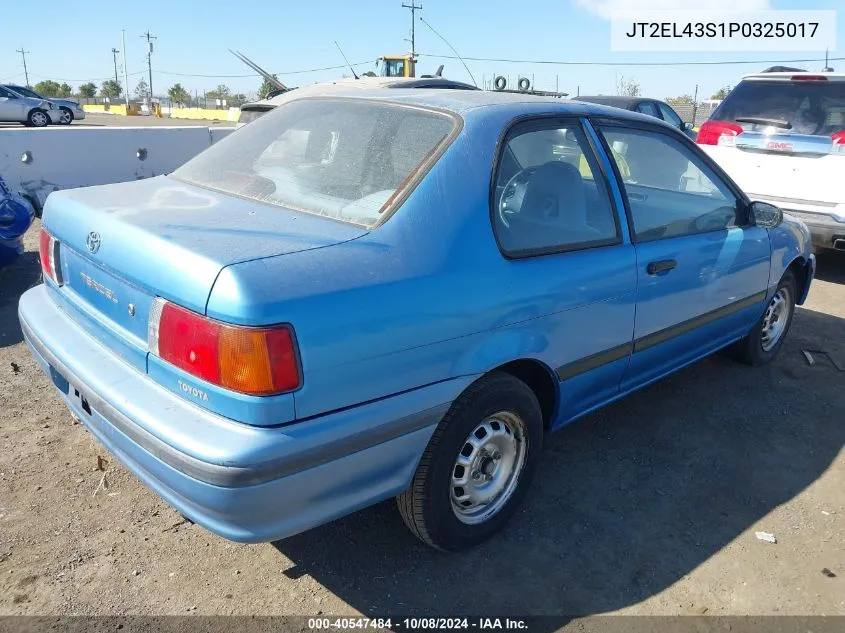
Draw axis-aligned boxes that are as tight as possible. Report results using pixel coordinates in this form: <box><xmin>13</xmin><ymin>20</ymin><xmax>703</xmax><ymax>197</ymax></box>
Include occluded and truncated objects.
<box><xmin>600</xmin><ymin>127</ymin><xmax>739</xmax><ymax>241</ymax></box>
<box><xmin>492</xmin><ymin>121</ymin><xmax>620</xmax><ymax>256</ymax></box>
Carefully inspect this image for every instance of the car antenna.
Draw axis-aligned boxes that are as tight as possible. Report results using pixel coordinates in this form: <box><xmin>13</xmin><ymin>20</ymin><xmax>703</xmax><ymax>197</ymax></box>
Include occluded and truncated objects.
<box><xmin>228</xmin><ymin>49</ymin><xmax>288</xmax><ymax>92</ymax></box>
<box><xmin>334</xmin><ymin>41</ymin><xmax>359</xmax><ymax>80</ymax></box>
<box><xmin>418</xmin><ymin>16</ymin><xmax>477</xmax><ymax>87</ymax></box>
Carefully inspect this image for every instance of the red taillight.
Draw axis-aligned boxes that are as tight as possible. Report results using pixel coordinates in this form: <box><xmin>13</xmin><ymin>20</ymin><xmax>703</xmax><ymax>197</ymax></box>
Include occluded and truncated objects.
<box><xmin>832</xmin><ymin>131</ymin><xmax>845</xmax><ymax>155</ymax></box>
<box><xmin>148</xmin><ymin>298</ymin><xmax>301</xmax><ymax>396</ymax></box>
<box><xmin>791</xmin><ymin>75</ymin><xmax>828</xmax><ymax>81</ymax></box>
<box><xmin>696</xmin><ymin>120</ymin><xmax>743</xmax><ymax>146</ymax></box>
<box><xmin>38</xmin><ymin>227</ymin><xmax>60</xmax><ymax>284</ymax></box>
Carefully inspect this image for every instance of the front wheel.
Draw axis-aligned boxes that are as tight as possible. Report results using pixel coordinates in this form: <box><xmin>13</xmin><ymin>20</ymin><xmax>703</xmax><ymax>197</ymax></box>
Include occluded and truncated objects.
<box><xmin>397</xmin><ymin>372</ymin><xmax>543</xmax><ymax>551</ymax></box>
<box><xmin>26</xmin><ymin>109</ymin><xmax>50</xmax><ymax>127</ymax></box>
<box><xmin>58</xmin><ymin>107</ymin><xmax>74</xmax><ymax>125</ymax></box>
<box><xmin>732</xmin><ymin>271</ymin><xmax>797</xmax><ymax>365</ymax></box>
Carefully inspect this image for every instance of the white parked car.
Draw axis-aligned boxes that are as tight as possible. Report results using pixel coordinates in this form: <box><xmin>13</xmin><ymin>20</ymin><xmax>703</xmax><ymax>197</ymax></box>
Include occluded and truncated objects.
<box><xmin>0</xmin><ymin>85</ymin><xmax>61</xmax><ymax>127</ymax></box>
<box><xmin>697</xmin><ymin>70</ymin><xmax>845</xmax><ymax>252</ymax></box>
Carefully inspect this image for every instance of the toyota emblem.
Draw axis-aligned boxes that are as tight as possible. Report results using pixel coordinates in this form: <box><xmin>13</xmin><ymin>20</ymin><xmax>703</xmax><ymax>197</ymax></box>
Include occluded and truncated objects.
<box><xmin>86</xmin><ymin>231</ymin><xmax>101</xmax><ymax>254</ymax></box>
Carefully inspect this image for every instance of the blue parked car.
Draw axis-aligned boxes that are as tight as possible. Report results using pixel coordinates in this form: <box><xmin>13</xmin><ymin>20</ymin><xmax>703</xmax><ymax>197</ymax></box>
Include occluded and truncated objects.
<box><xmin>19</xmin><ymin>90</ymin><xmax>815</xmax><ymax>551</ymax></box>
<box><xmin>0</xmin><ymin>176</ymin><xmax>35</xmax><ymax>268</ymax></box>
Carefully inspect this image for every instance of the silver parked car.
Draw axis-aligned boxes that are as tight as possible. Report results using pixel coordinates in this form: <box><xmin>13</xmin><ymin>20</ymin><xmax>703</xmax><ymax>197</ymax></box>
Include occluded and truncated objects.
<box><xmin>2</xmin><ymin>84</ymin><xmax>85</xmax><ymax>125</ymax></box>
<box><xmin>0</xmin><ymin>85</ymin><xmax>61</xmax><ymax>127</ymax></box>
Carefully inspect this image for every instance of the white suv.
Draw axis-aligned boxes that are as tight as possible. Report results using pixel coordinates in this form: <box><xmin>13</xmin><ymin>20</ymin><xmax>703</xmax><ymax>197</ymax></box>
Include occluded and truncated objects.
<box><xmin>697</xmin><ymin>71</ymin><xmax>845</xmax><ymax>252</ymax></box>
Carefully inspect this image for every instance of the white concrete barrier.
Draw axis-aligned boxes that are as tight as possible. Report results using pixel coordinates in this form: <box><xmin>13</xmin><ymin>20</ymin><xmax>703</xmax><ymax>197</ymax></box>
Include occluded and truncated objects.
<box><xmin>0</xmin><ymin>126</ymin><xmax>233</xmax><ymax>211</ymax></box>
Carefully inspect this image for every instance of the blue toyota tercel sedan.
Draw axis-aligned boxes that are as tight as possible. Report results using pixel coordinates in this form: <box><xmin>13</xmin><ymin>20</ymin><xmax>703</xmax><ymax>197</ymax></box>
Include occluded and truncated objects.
<box><xmin>19</xmin><ymin>90</ymin><xmax>815</xmax><ymax>551</ymax></box>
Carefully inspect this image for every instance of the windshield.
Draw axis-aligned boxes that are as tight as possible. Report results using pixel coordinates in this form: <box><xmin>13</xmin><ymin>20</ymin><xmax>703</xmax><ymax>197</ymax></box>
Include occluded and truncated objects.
<box><xmin>712</xmin><ymin>80</ymin><xmax>845</xmax><ymax>136</ymax></box>
<box><xmin>7</xmin><ymin>86</ymin><xmax>39</xmax><ymax>99</ymax></box>
<box><xmin>173</xmin><ymin>98</ymin><xmax>457</xmax><ymax>228</ymax></box>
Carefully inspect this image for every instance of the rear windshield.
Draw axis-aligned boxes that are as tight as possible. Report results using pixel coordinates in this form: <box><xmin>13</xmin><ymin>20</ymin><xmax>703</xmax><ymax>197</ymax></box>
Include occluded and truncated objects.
<box><xmin>237</xmin><ymin>106</ymin><xmax>273</xmax><ymax>126</ymax></box>
<box><xmin>712</xmin><ymin>80</ymin><xmax>845</xmax><ymax>136</ymax></box>
<box><xmin>173</xmin><ymin>98</ymin><xmax>457</xmax><ymax>228</ymax></box>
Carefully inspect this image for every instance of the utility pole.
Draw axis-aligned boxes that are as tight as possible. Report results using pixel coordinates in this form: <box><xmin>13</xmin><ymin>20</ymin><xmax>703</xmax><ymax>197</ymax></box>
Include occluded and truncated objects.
<box><xmin>141</xmin><ymin>30</ymin><xmax>156</xmax><ymax>103</ymax></box>
<box><xmin>121</xmin><ymin>30</ymin><xmax>130</xmax><ymax>106</ymax></box>
<box><xmin>111</xmin><ymin>48</ymin><xmax>120</xmax><ymax>87</ymax></box>
<box><xmin>401</xmin><ymin>2</ymin><xmax>422</xmax><ymax>59</ymax></box>
<box><xmin>16</xmin><ymin>47</ymin><xmax>30</xmax><ymax>87</ymax></box>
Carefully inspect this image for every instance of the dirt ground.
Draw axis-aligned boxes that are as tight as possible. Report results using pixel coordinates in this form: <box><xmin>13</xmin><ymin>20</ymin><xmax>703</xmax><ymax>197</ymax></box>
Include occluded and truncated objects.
<box><xmin>0</xmin><ymin>221</ymin><xmax>842</xmax><ymax>618</ymax></box>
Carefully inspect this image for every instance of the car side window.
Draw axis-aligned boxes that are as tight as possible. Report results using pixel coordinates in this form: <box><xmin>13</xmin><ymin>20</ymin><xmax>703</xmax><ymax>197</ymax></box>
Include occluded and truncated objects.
<box><xmin>492</xmin><ymin>120</ymin><xmax>620</xmax><ymax>256</ymax></box>
<box><xmin>658</xmin><ymin>103</ymin><xmax>683</xmax><ymax>128</ymax></box>
<box><xmin>636</xmin><ymin>102</ymin><xmax>659</xmax><ymax>118</ymax></box>
<box><xmin>0</xmin><ymin>87</ymin><xmax>13</xmax><ymax>98</ymax></box>
<box><xmin>599</xmin><ymin>127</ymin><xmax>739</xmax><ymax>242</ymax></box>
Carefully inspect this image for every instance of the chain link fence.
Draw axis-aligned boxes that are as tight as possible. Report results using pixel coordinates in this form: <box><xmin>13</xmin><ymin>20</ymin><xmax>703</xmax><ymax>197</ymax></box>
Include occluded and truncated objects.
<box><xmin>672</xmin><ymin>102</ymin><xmax>721</xmax><ymax>127</ymax></box>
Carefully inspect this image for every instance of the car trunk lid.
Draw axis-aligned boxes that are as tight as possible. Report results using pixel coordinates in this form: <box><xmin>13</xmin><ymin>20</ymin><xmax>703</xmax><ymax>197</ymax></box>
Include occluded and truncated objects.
<box><xmin>43</xmin><ymin>176</ymin><xmax>366</xmax><ymax>369</ymax></box>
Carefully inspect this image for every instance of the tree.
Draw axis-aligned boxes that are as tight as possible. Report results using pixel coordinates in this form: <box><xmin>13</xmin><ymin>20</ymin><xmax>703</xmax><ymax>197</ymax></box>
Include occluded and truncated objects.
<box><xmin>134</xmin><ymin>78</ymin><xmax>150</xmax><ymax>100</ymax></box>
<box><xmin>167</xmin><ymin>83</ymin><xmax>190</xmax><ymax>107</ymax></box>
<box><xmin>33</xmin><ymin>80</ymin><xmax>62</xmax><ymax>97</ymax></box>
<box><xmin>206</xmin><ymin>84</ymin><xmax>231</xmax><ymax>100</ymax></box>
<box><xmin>616</xmin><ymin>75</ymin><xmax>641</xmax><ymax>97</ymax></box>
<box><xmin>79</xmin><ymin>83</ymin><xmax>97</xmax><ymax>98</ymax></box>
<box><xmin>362</xmin><ymin>71</ymin><xmax>377</xmax><ymax>77</ymax></box>
<box><xmin>711</xmin><ymin>85</ymin><xmax>732</xmax><ymax>100</ymax></box>
<box><xmin>100</xmin><ymin>80</ymin><xmax>122</xmax><ymax>98</ymax></box>
<box><xmin>58</xmin><ymin>83</ymin><xmax>73</xmax><ymax>98</ymax></box>
<box><xmin>258</xmin><ymin>76</ymin><xmax>279</xmax><ymax>99</ymax></box>
<box><xmin>665</xmin><ymin>94</ymin><xmax>694</xmax><ymax>106</ymax></box>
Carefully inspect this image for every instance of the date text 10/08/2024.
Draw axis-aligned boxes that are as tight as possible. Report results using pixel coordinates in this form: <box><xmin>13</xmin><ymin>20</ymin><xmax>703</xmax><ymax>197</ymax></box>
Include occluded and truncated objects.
<box><xmin>307</xmin><ymin>618</ymin><xmax>529</xmax><ymax>630</ymax></box>
<box><xmin>624</xmin><ymin>22</ymin><xmax>819</xmax><ymax>38</ymax></box>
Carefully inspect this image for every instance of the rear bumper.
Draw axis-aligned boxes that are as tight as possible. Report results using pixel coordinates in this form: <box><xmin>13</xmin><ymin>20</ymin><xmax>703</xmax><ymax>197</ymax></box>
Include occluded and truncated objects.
<box><xmin>19</xmin><ymin>284</ymin><xmax>461</xmax><ymax>543</ymax></box>
<box><xmin>776</xmin><ymin>210</ymin><xmax>845</xmax><ymax>250</ymax></box>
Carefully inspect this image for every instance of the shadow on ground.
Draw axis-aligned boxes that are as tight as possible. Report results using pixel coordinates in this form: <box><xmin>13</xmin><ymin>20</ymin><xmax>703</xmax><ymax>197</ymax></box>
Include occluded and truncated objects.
<box><xmin>814</xmin><ymin>249</ymin><xmax>845</xmax><ymax>284</ymax></box>
<box><xmin>274</xmin><ymin>306</ymin><xmax>845</xmax><ymax>621</ymax></box>
<box><xmin>0</xmin><ymin>251</ymin><xmax>41</xmax><ymax>348</ymax></box>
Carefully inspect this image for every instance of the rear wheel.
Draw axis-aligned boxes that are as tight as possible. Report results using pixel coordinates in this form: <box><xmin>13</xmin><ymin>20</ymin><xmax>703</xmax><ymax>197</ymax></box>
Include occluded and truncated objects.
<box><xmin>27</xmin><ymin>109</ymin><xmax>50</xmax><ymax>127</ymax></box>
<box><xmin>397</xmin><ymin>372</ymin><xmax>543</xmax><ymax>551</ymax></box>
<box><xmin>732</xmin><ymin>271</ymin><xmax>797</xmax><ymax>365</ymax></box>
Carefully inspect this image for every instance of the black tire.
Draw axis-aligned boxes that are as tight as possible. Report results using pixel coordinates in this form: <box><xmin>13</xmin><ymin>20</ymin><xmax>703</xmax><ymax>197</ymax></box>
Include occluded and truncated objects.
<box><xmin>397</xmin><ymin>371</ymin><xmax>543</xmax><ymax>551</ymax></box>
<box><xmin>494</xmin><ymin>75</ymin><xmax>507</xmax><ymax>91</ymax></box>
<box><xmin>518</xmin><ymin>77</ymin><xmax>531</xmax><ymax>92</ymax></box>
<box><xmin>26</xmin><ymin>109</ymin><xmax>50</xmax><ymax>127</ymax></box>
<box><xmin>58</xmin><ymin>107</ymin><xmax>74</xmax><ymax>125</ymax></box>
<box><xmin>732</xmin><ymin>270</ymin><xmax>797</xmax><ymax>366</ymax></box>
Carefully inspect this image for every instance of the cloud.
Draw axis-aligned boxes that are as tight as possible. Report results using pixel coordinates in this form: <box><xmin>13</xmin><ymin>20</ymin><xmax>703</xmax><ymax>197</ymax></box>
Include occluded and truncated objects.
<box><xmin>574</xmin><ymin>0</ymin><xmax>772</xmax><ymax>20</ymax></box>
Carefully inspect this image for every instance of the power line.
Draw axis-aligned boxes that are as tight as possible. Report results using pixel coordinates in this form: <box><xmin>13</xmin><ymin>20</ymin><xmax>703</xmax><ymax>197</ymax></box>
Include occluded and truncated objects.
<box><xmin>419</xmin><ymin>18</ymin><xmax>477</xmax><ymax>87</ymax></box>
<box><xmin>417</xmin><ymin>52</ymin><xmax>845</xmax><ymax>68</ymax></box>
<box><xmin>153</xmin><ymin>59</ymin><xmax>378</xmax><ymax>78</ymax></box>
<box><xmin>27</xmin><ymin>70</ymin><xmax>145</xmax><ymax>83</ymax></box>
<box><xmin>16</xmin><ymin>47</ymin><xmax>30</xmax><ymax>86</ymax></box>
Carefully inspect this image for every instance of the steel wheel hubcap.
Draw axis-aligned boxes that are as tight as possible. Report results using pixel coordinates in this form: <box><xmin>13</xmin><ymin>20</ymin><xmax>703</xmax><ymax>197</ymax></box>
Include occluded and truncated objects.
<box><xmin>450</xmin><ymin>411</ymin><xmax>528</xmax><ymax>525</ymax></box>
<box><xmin>33</xmin><ymin>112</ymin><xmax>47</xmax><ymax>125</ymax></box>
<box><xmin>761</xmin><ymin>287</ymin><xmax>791</xmax><ymax>352</ymax></box>
<box><xmin>60</xmin><ymin>110</ymin><xmax>71</xmax><ymax>123</ymax></box>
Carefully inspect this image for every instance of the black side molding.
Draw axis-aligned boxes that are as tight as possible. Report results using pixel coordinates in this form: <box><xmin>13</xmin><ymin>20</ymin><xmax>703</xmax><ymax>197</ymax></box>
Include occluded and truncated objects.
<box><xmin>555</xmin><ymin>291</ymin><xmax>768</xmax><ymax>381</ymax></box>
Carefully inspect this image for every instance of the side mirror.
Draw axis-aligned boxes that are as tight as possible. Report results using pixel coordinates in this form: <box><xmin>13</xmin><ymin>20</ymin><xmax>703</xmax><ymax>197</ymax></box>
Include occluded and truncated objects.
<box><xmin>749</xmin><ymin>201</ymin><xmax>783</xmax><ymax>228</ymax></box>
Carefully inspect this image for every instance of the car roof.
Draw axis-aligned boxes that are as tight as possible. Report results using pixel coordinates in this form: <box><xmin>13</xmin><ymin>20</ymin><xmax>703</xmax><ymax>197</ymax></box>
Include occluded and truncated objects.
<box><xmin>242</xmin><ymin>76</ymin><xmax>479</xmax><ymax>108</ymax></box>
<box><xmin>741</xmin><ymin>71</ymin><xmax>845</xmax><ymax>81</ymax></box>
<box><xmin>573</xmin><ymin>95</ymin><xmax>643</xmax><ymax>108</ymax></box>
<box><xmin>256</xmin><ymin>87</ymin><xmax>677</xmax><ymax>129</ymax></box>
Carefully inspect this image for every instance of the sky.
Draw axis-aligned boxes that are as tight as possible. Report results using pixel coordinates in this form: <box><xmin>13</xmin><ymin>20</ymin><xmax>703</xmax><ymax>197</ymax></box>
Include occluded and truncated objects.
<box><xmin>0</xmin><ymin>0</ymin><xmax>841</xmax><ymax>101</ymax></box>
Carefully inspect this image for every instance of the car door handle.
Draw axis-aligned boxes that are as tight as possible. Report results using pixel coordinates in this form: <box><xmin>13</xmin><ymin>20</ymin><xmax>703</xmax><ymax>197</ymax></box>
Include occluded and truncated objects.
<box><xmin>647</xmin><ymin>259</ymin><xmax>677</xmax><ymax>275</ymax></box>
